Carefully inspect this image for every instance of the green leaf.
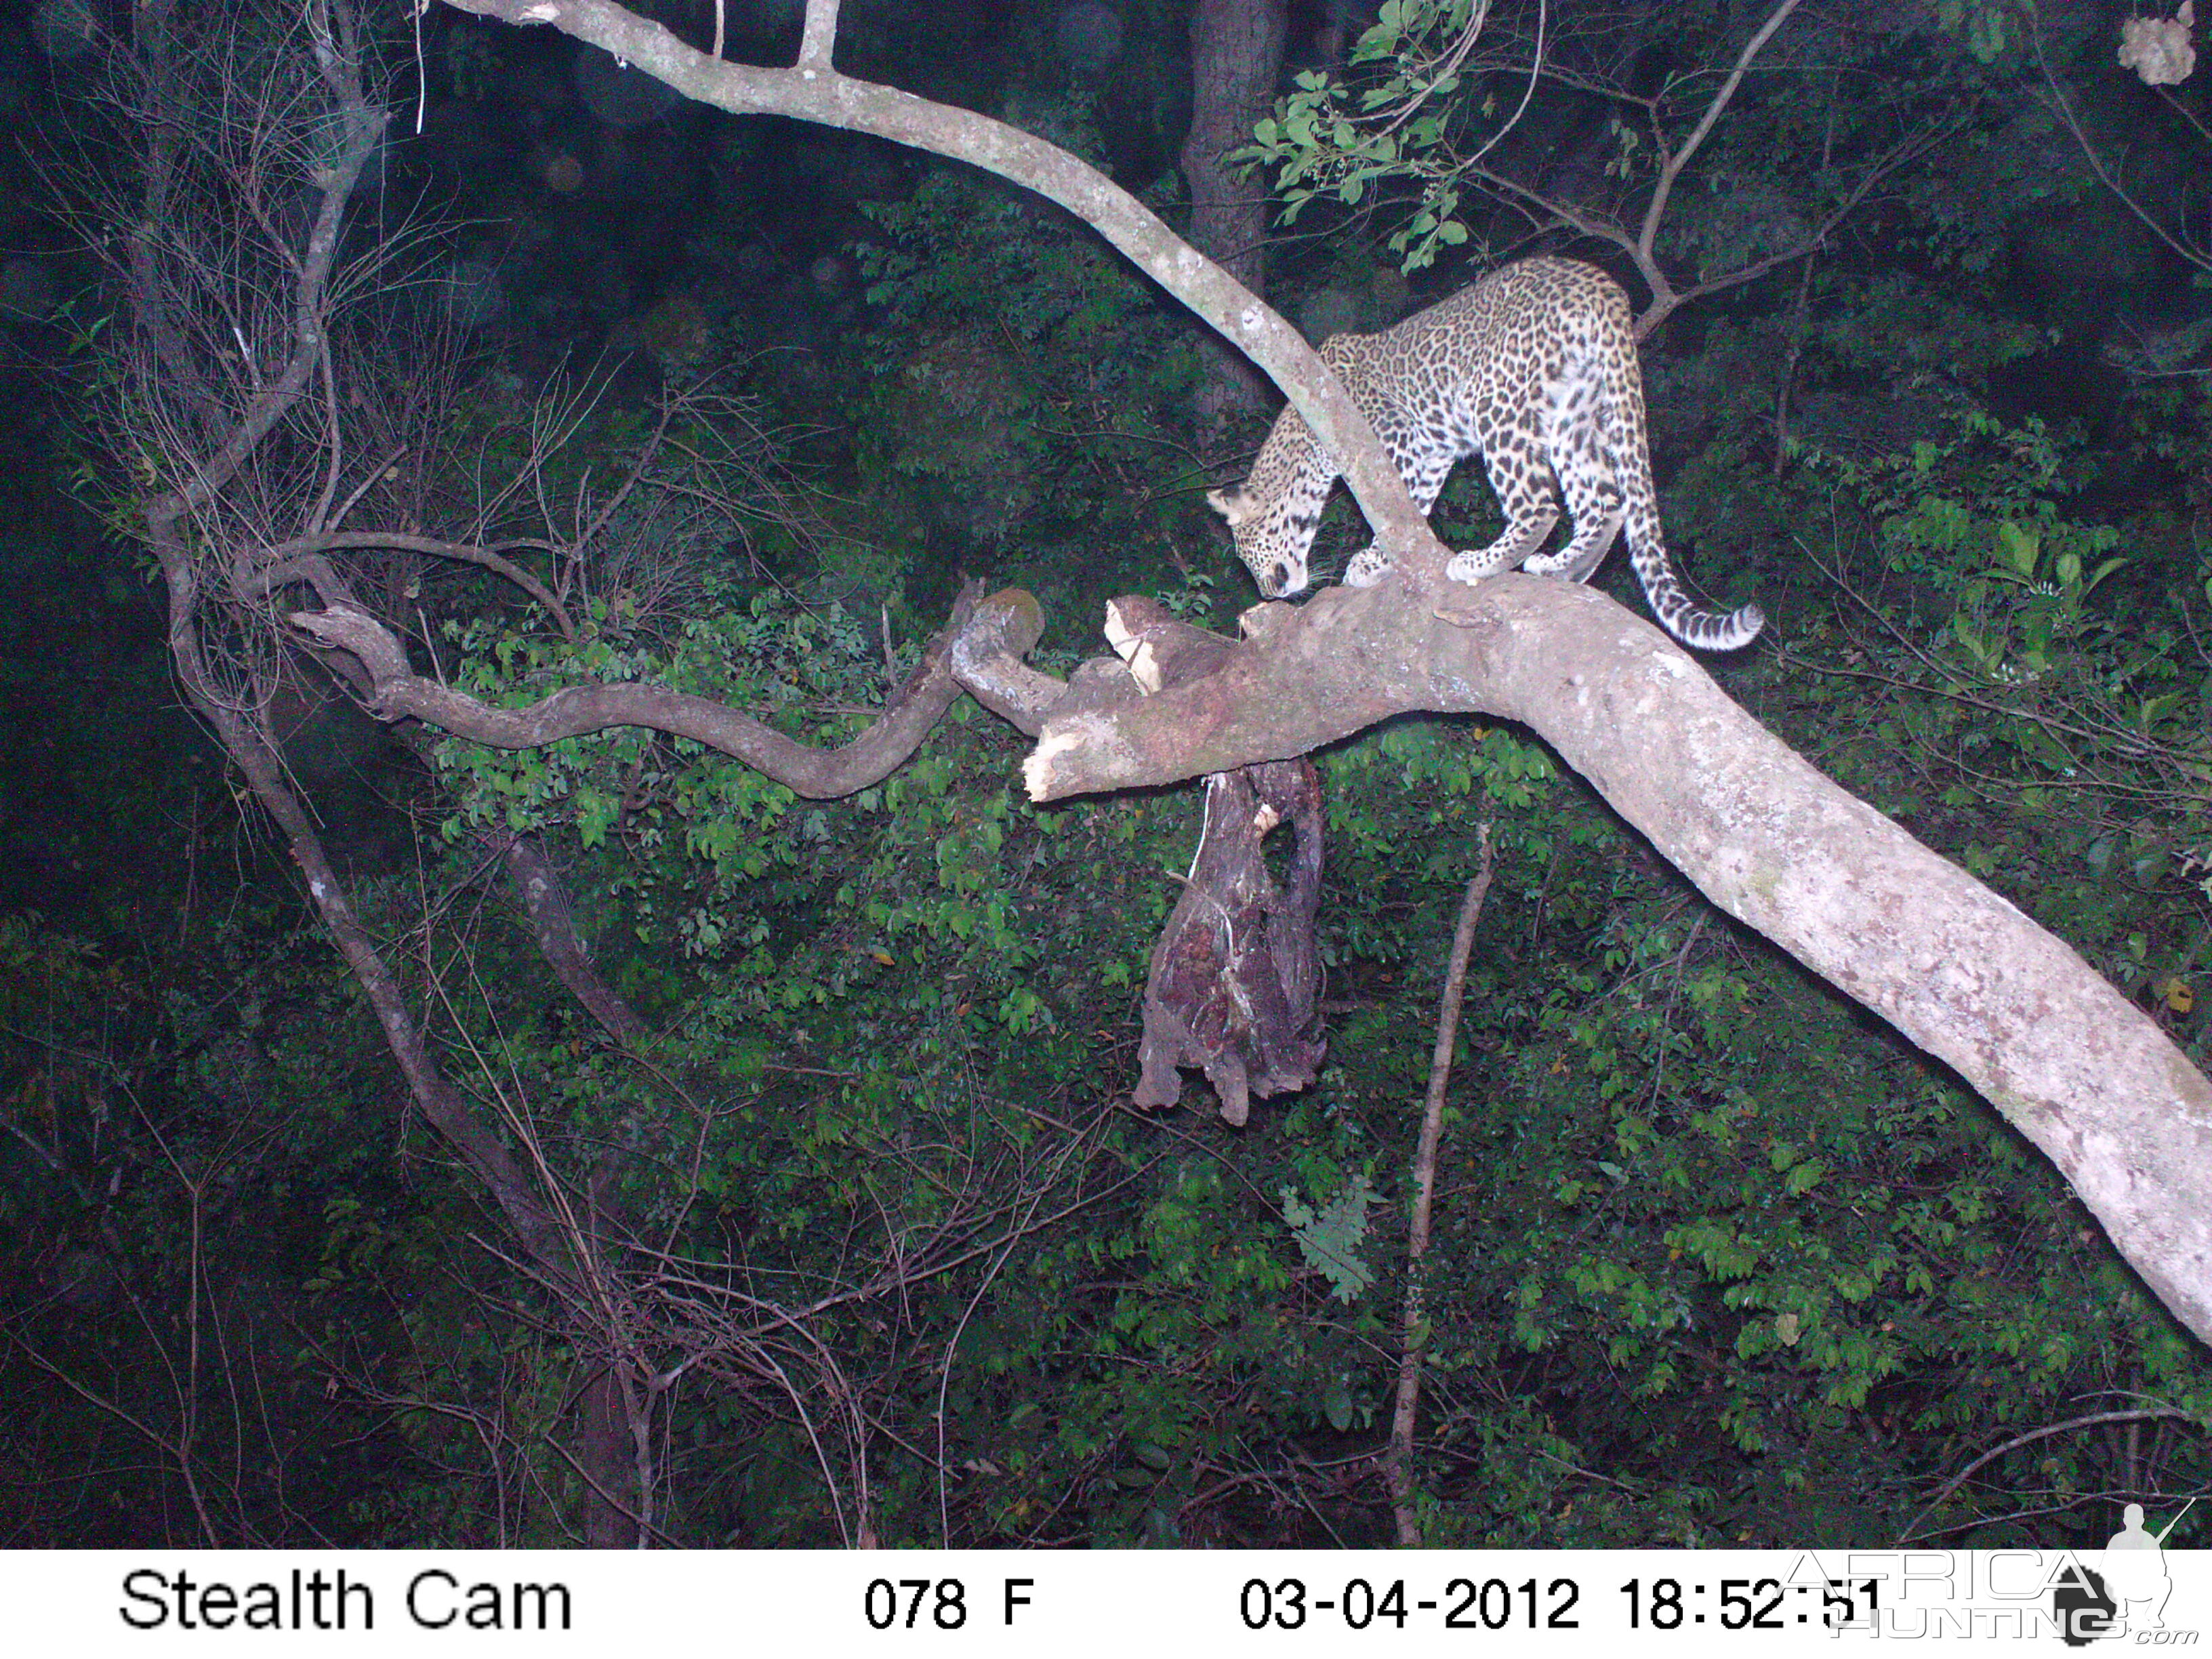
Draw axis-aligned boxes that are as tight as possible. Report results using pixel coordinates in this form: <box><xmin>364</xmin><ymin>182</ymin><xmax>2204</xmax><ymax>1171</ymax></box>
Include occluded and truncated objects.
<box><xmin>1281</xmin><ymin>1174</ymin><xmax>1374</xmax><ymax>1301</ymax></box>
<box><xmin>2081</xmin><ymin>555</ymin><xmax>2131</xmax><ymax>596</ymax></box>
<box><xmin>1324</xmin><ymin>1375</ymin><xmax>1354</xmax><ymax>1432</ymax></box>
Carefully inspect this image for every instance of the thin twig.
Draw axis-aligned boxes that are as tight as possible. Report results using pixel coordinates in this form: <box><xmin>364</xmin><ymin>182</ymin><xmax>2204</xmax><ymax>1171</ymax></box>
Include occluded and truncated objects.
<box><xmin>1637</xmin><ymin>0</ymin><xmax>1802</xmax><ymax>265</ymax></box>
<box><xmin>2036</xmin><ymin>25</ymin><xmax>2212</xmax><ymax>275</ymax></box>
<box><xmin>1387</xmin><ymin>825</ymin><xmax>1494</xmax><ymax>1547</ymax></box>
<box><xmin>1897</xmin><ymin>1404</ymin><xmax>2196</xmax><ymax>1543</ymax></box>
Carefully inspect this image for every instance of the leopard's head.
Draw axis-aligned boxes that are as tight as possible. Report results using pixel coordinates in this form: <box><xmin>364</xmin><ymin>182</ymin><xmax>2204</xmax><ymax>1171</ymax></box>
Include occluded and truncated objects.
<box><xmin>1206</xmin><ymin>485</ymin><xmax>1311</xmax><ymax>598</ymax></box>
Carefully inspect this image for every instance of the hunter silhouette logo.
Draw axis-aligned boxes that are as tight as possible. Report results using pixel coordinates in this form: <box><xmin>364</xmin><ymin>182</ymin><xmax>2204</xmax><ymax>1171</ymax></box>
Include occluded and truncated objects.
<box><xmin>2051</xmin><ymin>1501</ymin><xmax>2188</xmax><ymax>1645</ymax></box>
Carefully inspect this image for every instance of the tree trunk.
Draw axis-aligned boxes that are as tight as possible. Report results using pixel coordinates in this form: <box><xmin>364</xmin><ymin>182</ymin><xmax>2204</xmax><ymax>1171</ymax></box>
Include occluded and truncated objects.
<box><xmin>1181</xmin><ymin>0</ymin><xmax>1288</xmax><ymax>424</ymax></box>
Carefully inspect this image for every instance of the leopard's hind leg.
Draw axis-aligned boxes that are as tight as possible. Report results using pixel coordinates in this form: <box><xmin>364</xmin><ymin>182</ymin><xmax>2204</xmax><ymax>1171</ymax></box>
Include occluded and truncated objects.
<box><xmin>1522</xmin><ymin>412</ymin><xmax>1622</xmax><ymax>583</ymax></box>
<box><xmin>1445</xmin><ymin>404</ymin><xmax>1561</xmax><ymax>585</ymax></box>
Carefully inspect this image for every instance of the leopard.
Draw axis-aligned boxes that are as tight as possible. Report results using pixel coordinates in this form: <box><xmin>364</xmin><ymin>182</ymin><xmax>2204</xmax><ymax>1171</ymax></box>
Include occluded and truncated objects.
<box><xmin>1206</xmin><ymin>255</ymin><xmax>1764</xmax><ymax>651</ymax></box>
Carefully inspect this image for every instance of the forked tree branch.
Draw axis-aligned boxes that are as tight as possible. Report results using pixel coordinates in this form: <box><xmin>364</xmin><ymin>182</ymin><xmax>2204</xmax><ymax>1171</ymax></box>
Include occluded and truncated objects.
<box><xmin>1441</xmin><ymin>0</ymin><xmax>1950</xmax><ymax>339</ymax></box>
<box><xmin>1900</xmin><ymin>1403</ymin><xmax>2196</xmax><ymax>1542</ymax></box>
<box><xmin>401</xmin><ymin>0</ymin><xmax>2212</xmax><ymax>1354</ymax></box>
<box><xmin>1635</xmin><ymin>0</ymin><xmax>1801</xmax><ymax>264</ymax></box>
<box><xmin>1470</xmin><ymin>121</ymin><xmax>1938</xmax><ymax>340</ymax></box>
<box><xmin>298</xmin><ymin>541</ymin><xmax>2212</xmax><ymax>1347</ymax></box>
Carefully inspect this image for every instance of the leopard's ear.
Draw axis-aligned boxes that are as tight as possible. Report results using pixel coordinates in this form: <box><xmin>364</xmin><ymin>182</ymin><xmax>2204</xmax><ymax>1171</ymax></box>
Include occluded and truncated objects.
<box><xmin>1206</xmin><ymin>487</ymin><xmax>1248</xmax><ymax>524</ymax></box>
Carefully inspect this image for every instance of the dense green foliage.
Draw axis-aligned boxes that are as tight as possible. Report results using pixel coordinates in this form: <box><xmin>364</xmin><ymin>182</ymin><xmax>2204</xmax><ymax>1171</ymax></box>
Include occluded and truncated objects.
<box><xmin>3</xmin><ymin>0</ymin><xmax>2209</xmax><ymax>1549</ymax></box>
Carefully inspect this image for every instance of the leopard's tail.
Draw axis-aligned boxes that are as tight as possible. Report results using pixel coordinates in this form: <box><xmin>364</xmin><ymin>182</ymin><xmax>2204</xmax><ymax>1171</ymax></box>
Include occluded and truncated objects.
<box><xmin>1595</xmin><ymin>317</ymin><xmax>1765</xmax><ymax>653</ymax></box>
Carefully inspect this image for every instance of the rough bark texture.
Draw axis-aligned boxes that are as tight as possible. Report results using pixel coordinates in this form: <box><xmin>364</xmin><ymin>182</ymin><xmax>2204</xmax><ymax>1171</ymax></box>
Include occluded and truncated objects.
<box><xmin>1133</xmin><ymin>760</ymin><xmax>1326</xmax><ymax>1126</ymax></box>
<box><xmin>948</xmin><ymin>588</ymin><xmax>1060</xmax><ymax>735</ymax></box>
<box><xmin>1103</xmin><ymin>598</ymin><xmax>1324</xmax><ymax>1123</ymax></box>
<box><xmin>1182</xmin><ymin>0</ymin><xmax>1287</xmax><ymax>423</ymax></box>
<box><xmin>1023</xmin><ymin>571</ymin><xmax>2212</xmax><ymax>1347</ymax></box>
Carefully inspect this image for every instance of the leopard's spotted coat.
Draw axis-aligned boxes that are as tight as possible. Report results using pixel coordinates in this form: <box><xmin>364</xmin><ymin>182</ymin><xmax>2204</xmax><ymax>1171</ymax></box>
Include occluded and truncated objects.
<box><xmin>1207</xmin><ymin>257</ymin><xmax>1763</xmax><ymax>651</ymax></box>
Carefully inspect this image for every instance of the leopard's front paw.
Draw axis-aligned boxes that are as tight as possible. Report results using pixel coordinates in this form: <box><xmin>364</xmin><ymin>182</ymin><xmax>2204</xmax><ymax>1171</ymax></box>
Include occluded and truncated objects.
<box><xmin>1445</xmin><ymin>548</ymin><xmax>1512</xmax><ymax>586</ymax></box>
<box><xmin>1341</xmin><ymin>549</ymin><xmax>1393</xmax><ymax>589</ymax></box>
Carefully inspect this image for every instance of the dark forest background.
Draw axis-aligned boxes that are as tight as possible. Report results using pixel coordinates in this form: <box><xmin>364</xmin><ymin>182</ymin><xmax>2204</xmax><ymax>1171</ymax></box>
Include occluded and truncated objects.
<box><xmin>0</xmin><ymin>0</ymin><xmax>2208</xmax><ymax>1548</ymax></box>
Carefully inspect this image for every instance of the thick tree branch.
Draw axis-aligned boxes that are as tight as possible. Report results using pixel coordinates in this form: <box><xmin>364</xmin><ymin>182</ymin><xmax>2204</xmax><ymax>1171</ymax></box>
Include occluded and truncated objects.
<box><xmin>1023</xmin><ymin>576</ymin><xmax>2212</xmax><ymax>1347</ymax></box>
<box><xmin>436</xmin><ymin>0</ymin><xmax>1449</xmax><ymax>575</ymax></box>
<box><xmin>947</xmin><ymin>588</ymin><xmax>1064</xmax><ymax>734</ymax></box>
<box><xmin>290</xmin><ymin>581</ymin><xmax>1042</xmax><ymax>799</ymax></box>
<box><xmin>1440</xmin><ymin>2</ymin><xmax>1957</xmax><ymax>340</ymax></box>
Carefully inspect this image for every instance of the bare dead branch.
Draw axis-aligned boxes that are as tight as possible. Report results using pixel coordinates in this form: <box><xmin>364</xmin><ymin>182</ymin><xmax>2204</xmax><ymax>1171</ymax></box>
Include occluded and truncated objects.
<box><xmin>2038</xmin><ymin>24</ymin><xmax>2212</xmax><ymax>275</ymax></box>
<box><xmin>1638</xmin><ymin>127</ymin><xmax>1944</xmax><ymax>337</ymax></box>
<box><xmin>290</xmin><ymin>581</ymin><xmax>1042</xmax><ymax>799</ymax></box>
<box><xmin>1387</xmin><ymin>826</ymin><xmax>1494</xmax><ymax>1547</ymax></box>
<box><xmin>1900</xmin><ymin>1404</ymin><xmax>2200</xmax><ymax>1542</ymax></box>
<box><xmin>79</xmin><ymin>0</ymin><xmax>646</xmax><ymax>1532</ymax></box>
<box><xmin>250</xmin><ymin>531</ymin><xmax>575</xmax><ymax>638</ymax></box>
<box><xmin>1471</xmin><ymin>114</ymin><xmax>1941</xmax><ymax>340</ymax></box>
